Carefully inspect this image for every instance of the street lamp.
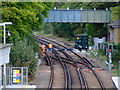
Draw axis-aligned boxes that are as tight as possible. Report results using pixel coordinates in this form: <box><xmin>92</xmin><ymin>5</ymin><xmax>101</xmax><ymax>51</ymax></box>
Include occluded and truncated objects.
<box><xmin>0</xmin><ymin>22</ymin><xmax>12</xmax><ymax>88</ymax></box>
<box><xmin>0</xmin><ymin>22</ymin><xmax>12</xmax><ymax>44</ymax></box>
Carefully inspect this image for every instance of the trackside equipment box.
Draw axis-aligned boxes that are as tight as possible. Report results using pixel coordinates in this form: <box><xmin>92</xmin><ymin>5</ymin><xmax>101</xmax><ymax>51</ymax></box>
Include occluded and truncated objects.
<box><xmin>75</xmin><ymin>35</ymin><xmax>88</xmax><ymax>51</ymax></box>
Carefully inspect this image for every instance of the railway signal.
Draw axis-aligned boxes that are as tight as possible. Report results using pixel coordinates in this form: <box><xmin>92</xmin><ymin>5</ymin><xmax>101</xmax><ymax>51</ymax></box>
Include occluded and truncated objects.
<box><xmin>108</xmin><ymin>44</ymin><xmax>113</xmax><ymax>52</ymax></box>
<box><xmin>108</xmin><ymin>44</ymin><xmax>113</xmax><ymax>71</ymax></box>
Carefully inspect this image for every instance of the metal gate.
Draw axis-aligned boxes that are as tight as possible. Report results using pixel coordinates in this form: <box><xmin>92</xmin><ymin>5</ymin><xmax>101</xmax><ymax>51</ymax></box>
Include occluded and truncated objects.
<box><xmin>2</xmin><ymin>67</ymin><xmax>28</xmax><ymax>86</ymax></box>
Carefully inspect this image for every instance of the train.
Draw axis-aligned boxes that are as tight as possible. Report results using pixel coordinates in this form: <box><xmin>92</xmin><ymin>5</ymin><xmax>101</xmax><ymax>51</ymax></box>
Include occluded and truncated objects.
<box><xmin>75</xmin><ymin>35</ymin><xmax>88</xmax><ymax>52</ymax></box>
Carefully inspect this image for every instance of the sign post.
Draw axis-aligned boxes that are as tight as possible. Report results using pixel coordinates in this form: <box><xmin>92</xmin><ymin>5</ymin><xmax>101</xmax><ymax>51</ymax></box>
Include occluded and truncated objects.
<box><xmin>119</xmin><ymin>61</ymin><xmax>120</xmax><ymax>77</ymax></box>
<box><xmin>108</xmin><ymin>44</ymin><xmax>113</xmax><ymax>72</ymax></box>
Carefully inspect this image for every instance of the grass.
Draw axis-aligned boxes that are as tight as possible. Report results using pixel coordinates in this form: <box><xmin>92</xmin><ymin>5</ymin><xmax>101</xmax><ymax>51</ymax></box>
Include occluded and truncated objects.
<box><xmin>86</xmin><ymin>50</ymin><xmax>90</xmax><ymax>53</ymax></box>
<box><xmin>96</xmin><ymin>50</ymin><xmax>119</xmax><ymax>76</ymax></box>
<box><xmin>111</xmin><ymin>61</ymin><xmax>119</xmax><ymax>76</ymax></box>
<box><xmin>35</xmin><ymin>31</ymin><xmax>75</xmax><ymax>46</ymax></box>
<box><xmin>91</xmin><ymin>53</ymin><xmax>97</xmax><ymax>58</ymax></box>
<box><xmin>113</xmin><ymin>70</ymin><xmax>118</xmax><ymax>74</ymax></box>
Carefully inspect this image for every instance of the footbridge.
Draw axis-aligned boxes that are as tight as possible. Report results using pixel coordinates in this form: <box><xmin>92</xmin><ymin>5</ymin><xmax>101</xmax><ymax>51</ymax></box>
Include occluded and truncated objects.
<box><xmin>44</xmin><ymin>9</ymin><xmax>111</xmax><ymax>23</ymax></box>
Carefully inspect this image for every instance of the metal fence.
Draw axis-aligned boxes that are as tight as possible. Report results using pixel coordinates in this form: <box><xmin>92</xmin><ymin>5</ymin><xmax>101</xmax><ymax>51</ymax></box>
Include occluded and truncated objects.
<box><xmin>1</xmin><ymin>67</ymin><xmax>28</xmax><ymax>86</ymax></box>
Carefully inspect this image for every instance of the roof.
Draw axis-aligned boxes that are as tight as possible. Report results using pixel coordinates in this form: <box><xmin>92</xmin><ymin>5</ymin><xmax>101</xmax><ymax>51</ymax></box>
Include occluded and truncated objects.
<box><xmin>0</xmin><ymin>43</ymin><xmax>13</xmax><ymax>49</ymax></box>
<box><xmin>108</xmin><ymin>19</ymin><xmax>120</xmax><ymax>27</ymax></box>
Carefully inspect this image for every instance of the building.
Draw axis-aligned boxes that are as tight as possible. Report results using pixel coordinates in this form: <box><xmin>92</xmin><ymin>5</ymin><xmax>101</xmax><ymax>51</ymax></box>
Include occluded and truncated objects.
<box><xmin>0</xmin><ymin>44</ymin><xmax>13</xmax><ymax>89</ymax></box>
<box><xmin>108</xmin><ymin>19</ymin><xmax>120</xmax><ymax>44</ymax></box>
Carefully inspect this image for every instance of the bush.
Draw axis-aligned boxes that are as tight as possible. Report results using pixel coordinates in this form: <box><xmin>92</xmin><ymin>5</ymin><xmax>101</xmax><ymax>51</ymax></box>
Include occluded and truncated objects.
<box><xmin>112</xmin><ymin>44</ymin><xmax>120</xmax><ymax>61</ymax></box>
<box><xmin>10</xmin><ymin>39</ymin><xmax>38</xmax><ymax>76</ymax></box>
<box><xmin>98</xmin><ymin>49</ymin><xmax>105</xmax><ymax>56</ymax></box>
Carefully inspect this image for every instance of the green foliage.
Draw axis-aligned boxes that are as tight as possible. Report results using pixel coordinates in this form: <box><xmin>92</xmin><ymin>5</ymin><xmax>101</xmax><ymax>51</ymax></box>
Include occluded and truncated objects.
<box><xmin>2</xmin><ymin>2</ymin><xmax>53</xmax><ymax>42</ymax></box>
<box><xmin>86</xmin><ymin>23</ymin><xmax>107</xmax><ymax>38</ymax></box>
<box><xmin>86</xmin><ymin>23</ymin><xmax>95</xmax><ymax>37</ymax></box>
<box><xmin>98</xmin><ymin>50</ymin><xmax>105</xmax><ymax>56</ymax></box>
<box><xmin>53</xmin><ymin>2</ymin><xmax>66</xmax><ymax>9</ymax></box>
<box><xmin>103</xmin><ymin>42</ymin><xmax>108</xmax><ymax>46</ymax></box>
<box><xmin>64</xmin><ymin>2</ymin><xmax>119</xmax><ymax>9</ymax></box>
<box><xmin>112</xmin><ymin>49</ymin><xmax>120</xmax><ymax>61</ymax></box>
<box><xmin>1</xmin><ymin>2</ymin><xmax>53</xmax><ymax>77</ymax></box>
<box><xmin>52</xmin><ymin>23</ymin><xmax>85</xmax><ymax>39</ymax></box>
<box><xmin>112</xmin><ymin>43</ymin><xmax>120</xmax><ymax>61</ymax></box>
<box><xmin>42</xmin><ymin>23</ymin><xmax>53</xmax><ymax>34</ymax></box>
<box><xmin>10</xmin><ymin>38</ymin><xmax>38</xmax><ymax>75</ymax></box>
<box><xmin>110</xmin><ymin>5</ymin><xmax>120</xmax><ymax>22</ymax></box>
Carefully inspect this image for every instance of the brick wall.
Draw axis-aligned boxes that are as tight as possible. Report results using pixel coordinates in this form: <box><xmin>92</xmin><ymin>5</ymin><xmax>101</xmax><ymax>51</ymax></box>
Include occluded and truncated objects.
<box><xmin>114</xmin><ymin>27</ymin><xmax>120</xmax><ymax>44</ymax></box>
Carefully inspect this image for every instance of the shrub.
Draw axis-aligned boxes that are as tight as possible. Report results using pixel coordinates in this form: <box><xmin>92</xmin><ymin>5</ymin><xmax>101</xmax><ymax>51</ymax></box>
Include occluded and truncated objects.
<box><xmin>98</xmin><ymin>49</ymin><xmax>105</xmax><ymax>56</ymax></box>
<box><xmin>112</xmin><ymin>49</ymin><xmax>120</xmax><ymax>61</ymax></box>
<box><xmin>10</xmin><ymin>39</ymin><xmax>38</xmax><ymax>76</ymax></box>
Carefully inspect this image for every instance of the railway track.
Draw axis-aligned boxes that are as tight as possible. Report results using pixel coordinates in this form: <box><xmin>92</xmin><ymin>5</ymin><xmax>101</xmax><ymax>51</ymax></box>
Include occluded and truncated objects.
<box><xmin>44</xmin><ymin>52</ymin><xmax>54</xmax><ymax>89</ymax></box>
<box><xmin>39</xmin><ymin>41</ymin><xmax>71</xmax><ymax>89</ymax></box>
<box><xmin>34</xmin><ymin>35</ymin><xmax>105</xmax><ymax>89</ymax></box>
<box><xmin>37</xmin><ymin>36</ymin><xmax>87</xmax><ymax>89</ymax></box>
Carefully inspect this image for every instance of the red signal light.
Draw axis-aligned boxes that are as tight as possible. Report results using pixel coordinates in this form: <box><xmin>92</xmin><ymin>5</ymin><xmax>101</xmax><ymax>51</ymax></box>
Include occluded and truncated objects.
<box><xmin>109</xmin><ymin>49</ymin><xmax>112</xmax><ymax>52</ymax></box>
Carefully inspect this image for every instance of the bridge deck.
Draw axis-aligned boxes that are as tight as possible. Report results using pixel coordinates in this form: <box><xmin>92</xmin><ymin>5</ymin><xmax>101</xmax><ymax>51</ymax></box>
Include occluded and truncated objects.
<box><xmin>44</xmin><ymin>9</ymin><xmax>111</xmax><ymax>23</ymax></box>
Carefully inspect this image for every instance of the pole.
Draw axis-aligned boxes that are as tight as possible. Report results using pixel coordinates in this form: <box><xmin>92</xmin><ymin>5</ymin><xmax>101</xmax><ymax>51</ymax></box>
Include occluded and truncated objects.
<box><xmin>109</xmin><ymin>52</ymin><xmax>112</xmax><ymax>72</ymax></box>
<box><xmin>4</xmin><ymin>24</ymin><xmax>6</xmax><ymax>44</ymax></box>
<box><xmin>4</xmin><ymin>64</ymin><xmax>6</xmax><ymax>88</ymax></box>
<box><xmin>4</xmin><ymin>24</ymin><xmax>6</xmax><ymax>88</ymax></box>
<box><xmin>96</xmin><ymin>53</ymin><xmax>98</xmax><ymax>60</ymax></box>
<box><xmin>119</xmin><ymin>61</ymin><xmax>120</xmax><ymax>77</ymax></box>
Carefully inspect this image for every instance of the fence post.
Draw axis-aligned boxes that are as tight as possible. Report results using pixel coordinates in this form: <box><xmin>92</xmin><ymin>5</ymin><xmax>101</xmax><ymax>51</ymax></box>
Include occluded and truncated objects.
<box><xmin>11</xmin><ymin>68</ymin><xmax>12</xmax><ymax>85</ymax></box>
<box><xmin>102</xmin><ymin>59</ymin><xmax>105</xmax><ymax>69</ymax></box>
<box><xmin>21</xmin><ymin>68</ymin><xmax>23</xmax><ymax>85</ymax></box>
<box><xmin>96</xmin><ymin>53</ymin><xmax>98</xmax><ymax>60</ymax></box>
<box><xmin>119</xmin><ymin>60</ymin><xmax>120</xmax><ymax>77</ymax></box>
<box><xmin>90</xmin><ymin>49</ymin><xmax>92</xmax><ymax>56</ymax></box>
<box><xmin>26</xmin><ymin>68</ymin><xmax>28</xmax><ymax>85</ymax></box>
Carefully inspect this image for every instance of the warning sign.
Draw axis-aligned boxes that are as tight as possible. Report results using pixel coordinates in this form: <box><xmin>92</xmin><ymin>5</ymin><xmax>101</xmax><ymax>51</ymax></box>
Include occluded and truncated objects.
<box><xmin>13</xmin><ymin>70</ymin><xmax>20</xmax><ymax>83</ymax></box>
<box><xmin>77</xmin><ymin>37</ymin><xmax>79</xmax><ymax>39</ymax></box>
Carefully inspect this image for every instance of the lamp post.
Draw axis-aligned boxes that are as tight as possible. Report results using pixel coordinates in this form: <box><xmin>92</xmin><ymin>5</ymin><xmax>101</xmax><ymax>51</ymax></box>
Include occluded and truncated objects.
<box><xmin>0</xmin><ymin>22</ymin><xmax>12</xmax><ymax>88</ymax></box>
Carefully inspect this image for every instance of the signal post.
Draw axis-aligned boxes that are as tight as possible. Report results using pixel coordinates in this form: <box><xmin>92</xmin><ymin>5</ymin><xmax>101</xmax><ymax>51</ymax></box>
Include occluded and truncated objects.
<box><xmin>108</xmin><ymin>44</ymin><xmax>113</xmax><ymax>71</ymax></box>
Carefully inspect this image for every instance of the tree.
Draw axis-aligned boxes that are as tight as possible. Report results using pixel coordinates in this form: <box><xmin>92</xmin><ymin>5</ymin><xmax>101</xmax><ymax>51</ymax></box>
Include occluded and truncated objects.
<box><xmin>10</xmin><ymin>39</ymin><xmax>38</xmax><ymax>76</ymax></box>
<box><xmin>1</xmin><ymin>2</ymin><xmax>53</xmax><ymax>78</ymax></box>
<box><xmin>86</xmin><ymin>23</ymin><xmax>107</xmax><ymax>38</ymax></box>
<box><xmin>2</xmin><ymin>2</ymin><xmax>53</xmax><ymax>42</ymax></box>
<box><xmin>42</xmin><ymin>23</ymin><xmax>53</xmax><ymax>34</ymax></box>
<box><xmin>110</xmin><ymin>5</ymin><xmax>120</xmax><ymax>22</ymax></box>
<box><xmin>66</xmin><ymin>2</ymin><xmax>119</xmax><ymax>9</ymax></box>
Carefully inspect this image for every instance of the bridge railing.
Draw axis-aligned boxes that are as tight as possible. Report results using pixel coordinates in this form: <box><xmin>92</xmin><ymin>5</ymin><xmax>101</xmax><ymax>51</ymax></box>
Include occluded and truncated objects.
<box><xmin>44</xmin><ymin>9</ymin><xmax>111</xmax><ymax>23</ymax></box>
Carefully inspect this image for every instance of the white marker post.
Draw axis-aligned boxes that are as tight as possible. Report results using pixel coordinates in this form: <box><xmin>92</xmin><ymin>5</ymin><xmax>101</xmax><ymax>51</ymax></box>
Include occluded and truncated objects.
<box><xmin>118</xmin><ymin>60</ymin><xmax>120</xmax><ymax>77</ymax></box>
<box><xmin>108</xmin><ymin>44</ymin><xmax>113</xmax><ymax>72</ymax></box>
<box><xmin>109</xmin><ymin>52</ymin><xmax>112</xmax><ymax>71</ymax></box>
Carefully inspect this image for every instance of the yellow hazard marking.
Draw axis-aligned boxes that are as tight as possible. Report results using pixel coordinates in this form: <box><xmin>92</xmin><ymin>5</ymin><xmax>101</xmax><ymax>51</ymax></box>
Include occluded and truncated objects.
<box><xmin>16</xmin><ymin>79</ymin><xmax>19</xmax><ymax>83</ymax></box>
<box><xmin>77</xmin><ymin>37</ymin><xmax>79</xmax><ymax>39</ymax></box>
<box><xmin>16</xmin><ymin>70</ymin><xmax>19</xmax><ymax>73</ymax></box>
<box><xmin>22</xmin><ymin>86</ymin><xmax>28</xmax><ymax>88</ymax></box>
